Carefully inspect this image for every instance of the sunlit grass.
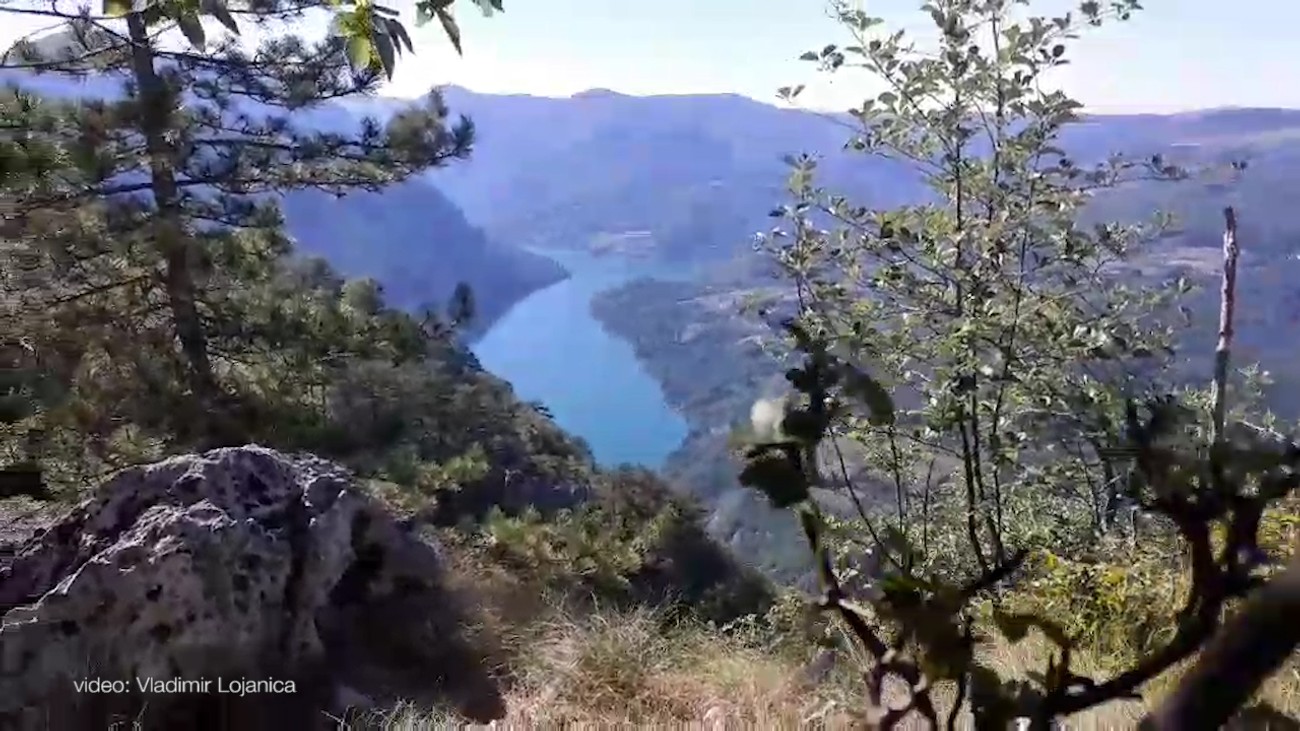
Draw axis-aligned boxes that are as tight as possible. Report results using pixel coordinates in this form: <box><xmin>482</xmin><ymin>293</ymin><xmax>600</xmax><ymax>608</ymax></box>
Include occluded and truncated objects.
<box><xmin>341</xmin><ymin>519</ymin><xmax>1300</xmax><ymax>730</ymax></box>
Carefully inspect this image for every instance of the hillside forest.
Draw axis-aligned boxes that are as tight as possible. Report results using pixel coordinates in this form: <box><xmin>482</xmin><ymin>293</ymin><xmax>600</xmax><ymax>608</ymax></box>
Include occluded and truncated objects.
<box><xmin>1</xmin><ymin>0</ymin><xmax>1300</xmax><ymax>728</ymax></box>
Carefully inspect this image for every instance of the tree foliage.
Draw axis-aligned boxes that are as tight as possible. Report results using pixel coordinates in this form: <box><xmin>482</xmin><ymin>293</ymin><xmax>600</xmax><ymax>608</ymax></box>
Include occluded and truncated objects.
<box><xmin>0</xmin><ymin>0</ymin><xmax>484</xmax><ymax>453</ymax></box>
<box><xmin>0</xmin><ymin>0</ymin><xmax>599</xmax><ymax>513</ymax></box>
<box><xmin>0</xmin><ymin>0</ymin><xmax>501</xmax><ymax>79</ymax></box>
<box><xmin>740</xmin><ymin>0</ymin><xmax>1300</xmax><ymax>726</ymax></box>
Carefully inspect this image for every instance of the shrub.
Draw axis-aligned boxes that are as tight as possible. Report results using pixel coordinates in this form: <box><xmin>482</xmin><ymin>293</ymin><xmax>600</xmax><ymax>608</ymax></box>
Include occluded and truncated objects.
<box><xmin>475</xmin><ymin>467</ymin><xmax>774</xmax><ymax>624</ymax></box>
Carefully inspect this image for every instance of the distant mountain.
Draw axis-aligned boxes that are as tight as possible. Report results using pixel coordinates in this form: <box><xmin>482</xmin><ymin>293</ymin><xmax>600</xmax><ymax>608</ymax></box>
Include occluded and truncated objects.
<box><xmin>400</xmin><ymin>89</ymin><xmax>1300</xmax><ymax>376</ymax></box>
<box><xmin>340</xmin><ymin>83</ymin><xmax>1300</xmax><ymax>431</ymax></box>
<box><xmin>359</xmin><ymin>86</ymin><xmax>921</xmax><ymax>263</ymax></box>
<box><xmin>345</xmin><ymin>87</ymin><xmax>1300</xmax><ymax>272</ymax></box>
<box><xmin>0</xmin><ymin>38</ymin><xmax>567</xmax><ymax>338</ymax></box>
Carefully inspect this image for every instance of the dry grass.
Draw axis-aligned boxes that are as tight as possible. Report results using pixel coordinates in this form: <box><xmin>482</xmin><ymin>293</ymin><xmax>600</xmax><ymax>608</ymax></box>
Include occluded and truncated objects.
<box><xmin>341</xmin><ymin>528</ymin><xmax>1300</xmax><ymax>730</ymax></box>
<box><xmin>346</xmin><ymin>608</ymin><xmax>1187</xmax><ymax>730</ymax></box>
<box><xmin>366</xmin><ymin>606</ymin><xmax>864</xmax><ymax>729</ymax></box>
<box><xmin>10</xmin><ymin>501</ymin><xmax>1299</xmax><ymax>729</ymax></box>
<box><xmin>354</xmin><ymin>533</ymin><xmax>866</xmax><ymax>729</ymax></box>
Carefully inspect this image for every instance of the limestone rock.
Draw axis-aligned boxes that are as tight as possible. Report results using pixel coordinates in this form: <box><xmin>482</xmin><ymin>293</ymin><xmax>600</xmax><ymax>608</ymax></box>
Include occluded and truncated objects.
<box><xmin>0</xmin><ymin>445</ymin><xmax>505</xmax><ymax>730</ymax></box>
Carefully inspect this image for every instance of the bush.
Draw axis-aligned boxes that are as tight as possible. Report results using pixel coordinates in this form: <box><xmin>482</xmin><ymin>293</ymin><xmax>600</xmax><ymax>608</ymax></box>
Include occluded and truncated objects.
<box><xmin>474</xmin><ymin>467</ymin><xmax>774</xmax><ymax>624</ymax></box>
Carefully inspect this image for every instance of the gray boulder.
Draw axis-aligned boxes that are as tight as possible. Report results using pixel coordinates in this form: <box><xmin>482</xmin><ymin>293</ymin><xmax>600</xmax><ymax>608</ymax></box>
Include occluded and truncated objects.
<box><xmin>0</xmin><ymin>445</ymin><xmax>505</xmax><ymax>730</ymax></box>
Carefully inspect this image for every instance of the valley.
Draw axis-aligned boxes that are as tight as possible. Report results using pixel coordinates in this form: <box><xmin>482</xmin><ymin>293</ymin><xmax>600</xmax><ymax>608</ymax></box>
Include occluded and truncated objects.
<box><xmin>4</xmin><ymin>1</ymin><xmax>1300</xmax><ymax>724</ymax></box>
<box><xmin>470</xmin><ymin>248</ymin><xmax>692</xmax><ymax>468</ymax></box>
<box><xmin>427</xmin><ymin>89</ymin><xmax>1300</xmax><ymax>584</ymax></box>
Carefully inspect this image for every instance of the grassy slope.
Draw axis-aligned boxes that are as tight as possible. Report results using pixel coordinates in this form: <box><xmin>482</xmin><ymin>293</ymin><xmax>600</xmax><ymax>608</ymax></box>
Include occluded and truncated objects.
<box><xmin>349</xmin><ymin>525</ymin><xmax>1300</xmax><ymax>729</ymax></box>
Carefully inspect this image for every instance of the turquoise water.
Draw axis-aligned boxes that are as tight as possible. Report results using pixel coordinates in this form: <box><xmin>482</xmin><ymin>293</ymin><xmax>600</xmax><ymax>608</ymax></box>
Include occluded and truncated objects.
<box><xmin>471</xmin><ymin>249</ymin><xmax>691</xmax><ymax>469</ymax></box>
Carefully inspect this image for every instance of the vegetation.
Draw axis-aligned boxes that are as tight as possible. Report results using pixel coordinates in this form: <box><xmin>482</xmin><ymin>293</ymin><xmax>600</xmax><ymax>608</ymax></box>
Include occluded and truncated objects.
<box><xmin>730</xmin><ymin>0</ymin><xmax>1300</xmax><ymax>726</ymax></box>
<box><xmin>0</xmin><ymin>0</ymin><xmax>763</xmax><ymax>673</ymax></box>
<box><xmin>3</xmin><ymin>0</ymin><xmax>1300</xmax><ymax>727</ymax></box>
<box><xmin>277</xmin><ymin>178</ymin><xmax>569</xmax><ymax>341</ymax></box>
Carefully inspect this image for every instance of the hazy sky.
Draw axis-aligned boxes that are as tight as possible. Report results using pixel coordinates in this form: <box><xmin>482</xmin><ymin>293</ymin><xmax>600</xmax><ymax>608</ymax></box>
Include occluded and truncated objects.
<box><xmin>2</xmin><ymin>0</ymin><xmax>1297</xmax><ymax>112</ymax></box>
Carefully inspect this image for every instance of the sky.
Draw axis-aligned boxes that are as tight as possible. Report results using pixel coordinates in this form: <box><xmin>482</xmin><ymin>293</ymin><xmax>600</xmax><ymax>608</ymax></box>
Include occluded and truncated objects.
<box><xmin>2</xmin><ymin>0</ymin><xmax>1299</xmax><ymax>113</ymax></box>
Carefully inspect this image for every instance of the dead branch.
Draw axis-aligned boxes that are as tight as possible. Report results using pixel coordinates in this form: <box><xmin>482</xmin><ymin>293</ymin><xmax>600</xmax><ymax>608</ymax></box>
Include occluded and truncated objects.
<box><xmin>1210</xmin><ymin>206</ymin><xmax>1239</xmax><ymax>443</ymax></box>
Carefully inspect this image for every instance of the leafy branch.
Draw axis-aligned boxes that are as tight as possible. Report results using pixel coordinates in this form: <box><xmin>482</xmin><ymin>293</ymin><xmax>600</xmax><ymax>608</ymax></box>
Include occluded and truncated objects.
<box><xmin>741</xmin><ymin>204</ymin><xmax>1300</xmax><ymax>727</ymax></box>
<box><xmin>79</xmin><ymin>0</ymin><xmax>504</xmax><ymax>77</ymax></box>
<box><xmin>742</xmin><ymin>0</ymin><xmax>1300</xmax><ymax>725</ymax></box>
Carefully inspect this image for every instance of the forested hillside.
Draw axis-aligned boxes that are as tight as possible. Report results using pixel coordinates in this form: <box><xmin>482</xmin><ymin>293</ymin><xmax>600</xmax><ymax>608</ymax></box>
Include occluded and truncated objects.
<box><xmin>2</xmin><ymin>0</ymin><xmax>1299</xmax><ymax>726</ymax></box>
<box><xmin>0</xmin><ymin>5</ymin><xmax>770</xmax><ymax>714</ymax></box>
<box><xmin>369</xmin><ymin>85</ymin><xmax>1300</xmax><ymax>275</ymax></box>
<box><xmin>278</xmin><ymin>179</ymin><xmax>566</xmax><ymax>339</ymax></box>
<box><xmin>0</xmin><ymin>30</ymin><xmax>568</xmax><ymax>339</ymax></box>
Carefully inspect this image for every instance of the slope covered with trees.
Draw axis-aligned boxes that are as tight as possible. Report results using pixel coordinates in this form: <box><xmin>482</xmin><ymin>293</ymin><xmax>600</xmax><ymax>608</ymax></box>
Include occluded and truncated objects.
<box><xmin>0</xmin><ymin>0</ymin><xmax>766</xmax><ymax>671</ymax></box>
<box><xmin>278</xmin><ymin>178</ymin><xmax>567</xmax><ymax>339</ymax></box>
<box><xmin>2</xmin><ymin>0</ymin><xmax>1299</xmax><ymax>726</ymax></box>
<box><xmin>610</xmin><ymin>0</ymin><xmax>1300</xmax><ymax>725</ymax></box>
<box><xmin>0</xmin><ymin>24</ymin><xmax>568</xmax><ymax>341</ymax></box>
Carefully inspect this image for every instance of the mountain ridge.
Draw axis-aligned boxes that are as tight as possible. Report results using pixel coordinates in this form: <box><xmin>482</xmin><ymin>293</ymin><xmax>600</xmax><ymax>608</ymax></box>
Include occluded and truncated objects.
<box><xmin>400</xmin><ymin>88</ymin><xmax>1300</xmax><ymax>268</ymax></box>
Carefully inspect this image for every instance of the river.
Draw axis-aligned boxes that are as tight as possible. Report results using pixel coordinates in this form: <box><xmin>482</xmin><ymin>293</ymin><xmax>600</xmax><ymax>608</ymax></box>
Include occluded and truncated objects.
<box><xmin>471</xmin><ymin>248</ymin><xmax>692</xmax><ymax>469</ymax></box>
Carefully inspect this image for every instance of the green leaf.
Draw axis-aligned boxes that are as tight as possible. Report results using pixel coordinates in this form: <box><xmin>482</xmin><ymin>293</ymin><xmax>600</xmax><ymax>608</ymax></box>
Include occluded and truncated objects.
<box><xmin>346</xmin><ymin>33</ymin><xmax>373</xmax><ymax>73</ymax></box>
<box><xmin>784</xmin><ymin>366</ymin><xmax>818</xmax><ymax>392</ymax></box>
<box><xmin>738</xmin><ymin>447</ymin><xmax>808</xmax><ymax>508</ymax></box>
<box><xmin>781</xmin><ymin>318</ymin><xmax>816</xmax><ymax>352</ymax></box>
<box><xmin>781</xmin><ymin>406</ymin><xmax>827</xmax><ymax>444</ymax></box>
<box><xmin>436</xmin><ymin>7</ymin><xmax>463</xmax><ymax>55</ymax></box>
<box><xmin>472</xmin><ymin>0</ymin><xmax>502</xmax><ymax>16</ymax></box>
<box><xmin>841</xmin><ymin>364</ymin><xmax>894</xmax><ymax>425</ymax></box>
<box><xmin>102</xmin><ymin>0</ymin><xmax>133</xmax><ymax>16</ymax></box>
<box><xmin>176</xmin><ymin>12</ymin><xmax>206</xmax><ymax>50</ymax></box>
<box><xmin>372</xmin><ymin>27</ymin><xmax>397</xmax><ymax>79</ymax></box>
<box><xmin>878</xmin><ymin>571</ymin><xmax>927</xmax><ymax>599</ymax></box>
<box><xmin>385</xmin><ymin>17</ymin><xmax>415</xmax><ymax>54</ymax></box>
<box><xmin>414</xmin><ymin>0</ymin><xmax>454</xmax><ymax>26</ymax></box>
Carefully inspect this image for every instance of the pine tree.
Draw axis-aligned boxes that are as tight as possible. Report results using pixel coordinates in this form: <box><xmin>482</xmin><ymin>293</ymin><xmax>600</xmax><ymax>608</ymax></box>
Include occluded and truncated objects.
<box><xmin>0</xmin><ymin>0</ymin><xmax>483</xmax><ymax>447</ymax></box>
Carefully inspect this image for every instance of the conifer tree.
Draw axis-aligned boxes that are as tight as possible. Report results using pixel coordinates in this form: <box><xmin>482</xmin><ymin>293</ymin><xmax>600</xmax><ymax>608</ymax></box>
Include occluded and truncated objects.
<box><xmin>0</xmin><ymin>0</ymin><xmax>488</xmax><ymax>447</ymax></box>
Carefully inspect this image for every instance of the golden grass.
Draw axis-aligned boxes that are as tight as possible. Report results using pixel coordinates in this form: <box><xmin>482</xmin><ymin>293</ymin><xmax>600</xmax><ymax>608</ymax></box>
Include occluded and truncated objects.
<box><xmin>346</xmin><ymin>529</ymin><xmax>1300</xmax><ymax>730</ymax></box>
<box><xmin>367</xmin><ymin>605</ymin><xmax>864</xmax><ymax>729</ymax></box>
<box><xmin>350</xmin><ymin>606</ymin><xmax>1300</xmax><ymax>730</ymax></box>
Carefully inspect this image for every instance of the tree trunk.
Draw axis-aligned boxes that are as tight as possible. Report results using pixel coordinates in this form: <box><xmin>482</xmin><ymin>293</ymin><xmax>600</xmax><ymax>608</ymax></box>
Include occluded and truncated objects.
<box><xmin>124</xmin><ymin>14</ymin><xmax>221</xmax><ymax>444</ymax></box>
